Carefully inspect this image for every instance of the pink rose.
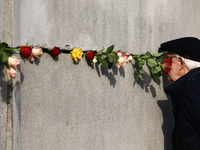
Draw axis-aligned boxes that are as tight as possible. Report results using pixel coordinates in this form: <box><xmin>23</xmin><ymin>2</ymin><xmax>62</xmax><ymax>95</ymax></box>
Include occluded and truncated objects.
<box><xmin>8</xmin><ymin>56</ymin><xmax>20</xmax><ymax>69</ymax></box>
<box><xmin>7</xmin><ymin>68</ymin><xmax>17</xmax><ymax>78</ymax></box>
<box><xmin>116</xmin><ymin>50</ymin><xmax>133</xmax><ymax>68</ymax></box>
<box><xmin>116</xmin><ymin>56</ymin><xmax>127</xmax><ymax>68</ymax></box>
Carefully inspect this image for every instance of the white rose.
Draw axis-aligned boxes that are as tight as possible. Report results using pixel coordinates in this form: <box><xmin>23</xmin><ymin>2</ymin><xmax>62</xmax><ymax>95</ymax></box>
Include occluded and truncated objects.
<box><xmin>32</xmin><ymin>47</ymin><xmax>43</xmax><ymax>58</ymax></box>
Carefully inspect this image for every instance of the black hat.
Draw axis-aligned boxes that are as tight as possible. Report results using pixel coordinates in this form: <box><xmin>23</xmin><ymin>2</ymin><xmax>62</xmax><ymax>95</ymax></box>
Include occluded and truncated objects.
<box><xmin>158</xmin><ymin>37</ymin><xmax>200</xmax><ymax>62</ymax></box>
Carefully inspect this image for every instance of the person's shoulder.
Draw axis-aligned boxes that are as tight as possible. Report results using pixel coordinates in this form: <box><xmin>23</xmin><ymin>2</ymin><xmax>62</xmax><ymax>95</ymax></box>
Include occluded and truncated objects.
<box><xmin>185</xmin><ymin>75</ymin><xmax>200</xmax><ymax>95</ymax></box>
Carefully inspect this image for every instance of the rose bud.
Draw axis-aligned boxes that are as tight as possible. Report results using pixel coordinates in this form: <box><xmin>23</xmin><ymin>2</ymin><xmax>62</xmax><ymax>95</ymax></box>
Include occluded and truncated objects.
<box><xmin>51</xmin><ymin>47</ymin><xmax>61</xmax><ymax>56</ymax></box>
<box><xmin>86</xmin><ymin>51</ymin><xmax>96</xmax><ymax>60</ymax></box>
<box><xmin>29</xmin><ymin>55</ymin><xmax>35</xmax><ymax>62</ymax></box>
<box><xmin>32</xmin><ymin>47</ymin><xmax>43</xmax><ymax>58</ymax></box>
<box><xmin>8</xmin><ymin>56</ymin><xmax>21</xmax><ymax>69</ymax></box>
<box><xmin>116</xmin><ymin>50</ymin><xmax>124</xmax><ymax>57</ymax></box>
<box><xmin>20</xmin><ymin>46</ymin><xmax>32</xmax><ymax>58</ymax></box>
<box><xmin>127</xmin><ymin>55</ymin><xmax>133</xmax><ymax>63</ymax></box>
<box><xmin>92</xmin><ymin>56</ymin><xmax>98</xmax><ymax>64</ymax></box>
<box><xmin>7</xmin><ymin>67</ymin><xmax>17</xmax><ymax>78</ymax></box>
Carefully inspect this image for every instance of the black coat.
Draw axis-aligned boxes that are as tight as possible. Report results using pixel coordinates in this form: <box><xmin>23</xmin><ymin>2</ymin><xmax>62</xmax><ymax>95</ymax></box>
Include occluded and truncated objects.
<box><xmin>165</xmin><ymin>67</ymin><xmax>200</xmax><ymax>150</ymax></box>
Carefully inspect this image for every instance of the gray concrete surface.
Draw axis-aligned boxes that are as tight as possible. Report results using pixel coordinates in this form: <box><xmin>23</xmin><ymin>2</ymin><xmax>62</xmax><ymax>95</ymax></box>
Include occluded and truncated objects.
<box><xmin>20</xmin><ymin>54</ymin><xmax>170</xmax><ymax>150</ymax></box>
<box><xmin>1</xmin><ymin>0</ymin><xmax>200</xmax><ymax>149</ymax></box>
<box><xmin>0</xmin><ymin>1</ymin><xmax>21</xmax><ymax>150</ymax></box>
<box><xmin>0</xmin><ymin>1</ymin><xmax>7</xmax><ymax>150</ymax></box>
<box><xmin>0</xmin><ymin>0</ymin><xmax>13</xmax><ymax>150</ymax></box>
<box><xmin>0</xmin><ymin>65</ymin><xmax>7</xmax><ymax>150</ymax></box>
<box><xmin>0</xmin><ymin>0</ymin><xmax>4</xmax><ymax>41</ymax></box>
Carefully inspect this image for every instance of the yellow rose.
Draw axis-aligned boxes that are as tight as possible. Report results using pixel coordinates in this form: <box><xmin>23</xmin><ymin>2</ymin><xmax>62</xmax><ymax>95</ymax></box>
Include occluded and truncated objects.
<box><xmin>71</xmin><ymin>48</ymin><xmax>83</xmax><ymax>62</ymax></box>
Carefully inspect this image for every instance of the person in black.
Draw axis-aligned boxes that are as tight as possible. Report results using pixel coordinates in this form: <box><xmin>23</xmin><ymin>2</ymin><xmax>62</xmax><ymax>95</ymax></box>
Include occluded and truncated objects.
<box><xmin>159</xmin><ymin>37</ymin><xmax>200</xmax><ymax>150</ymax></box>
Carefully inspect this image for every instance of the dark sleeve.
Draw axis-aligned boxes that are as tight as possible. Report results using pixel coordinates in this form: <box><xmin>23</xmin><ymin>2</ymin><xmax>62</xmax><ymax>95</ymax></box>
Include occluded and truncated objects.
<box><xmin>185</xmin><ymin>95</ymin><xmax>200</xmax><ymax>134</ymax></box>
<box><xmin>182</xmin><ymin>95</ymin><xmax>200</xmax><ymax>149</ymax></box>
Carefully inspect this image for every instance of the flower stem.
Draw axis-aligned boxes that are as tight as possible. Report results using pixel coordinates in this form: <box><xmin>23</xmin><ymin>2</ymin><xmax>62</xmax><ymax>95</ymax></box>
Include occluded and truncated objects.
<box><xmin>5</xmin><ymin>48</ymin><xmax>20</xmax><ymax>51</ymax></box>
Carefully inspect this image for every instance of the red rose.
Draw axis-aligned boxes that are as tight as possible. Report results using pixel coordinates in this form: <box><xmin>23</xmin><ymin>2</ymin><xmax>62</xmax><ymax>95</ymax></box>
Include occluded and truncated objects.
<box><xmin>51</xmin><ymin>47</ymin><xmax>61</xmax><ymax>56</ymax></box>
<box><xmin>163</xmin><ymin>58</ymin><xmax>172</xmax><ymax>64</ymax></box>
<box><xmin>162</xmin><ymin>58</ymin><xmax>172</xmax><ymax>74</ymax></box>
<box><xmin>86</xmin><ymin>51</ymin><xmax>95</xmax><ymax>60</ymax></box>
<box><xmin>20</xmin><ymin>46</ymin><xmax>32</xmax><ymax>58</ymax></box>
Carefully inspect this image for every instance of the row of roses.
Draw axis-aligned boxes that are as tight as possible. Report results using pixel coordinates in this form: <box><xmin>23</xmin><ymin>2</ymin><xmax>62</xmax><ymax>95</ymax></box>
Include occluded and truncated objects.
<box><xmin>0</xmin><ymin>42</ymin><xmax>172</xmax><ymax>80</ymax></box>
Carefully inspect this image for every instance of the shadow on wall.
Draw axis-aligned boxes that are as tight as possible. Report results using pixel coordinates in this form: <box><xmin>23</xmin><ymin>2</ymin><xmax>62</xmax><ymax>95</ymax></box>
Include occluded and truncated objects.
<box><xmin>157</xmin><ymin>99</ymin><xmax>174</xmax><ymax>150</ymax></box>
<box><xmin>21</xmin><ymin>56</ymin><xmax>162</xmax><ymax>97</ymax></box>
<box><xmin>85</xmin><ymin>57</ymin><xmax>124</xmax><ymax>88</ymax></box>
<box><xmin>0</xmin><ymin>65</ymin><xmax>8</xmax><ymax>103</ymax></box>
<box><xmin>86</xmin><ymin>58</ymin><xmax>174</xmax><ymax>149</ymax></box>
<box><xmin>133</xmin><ymin>64</ymin><xmax>161</xmax><ymax>97</ymax></box>
<box><xmin>85</xmin><ymin>57</ymin><xmax>161</xmax><ymax>97</ymax></box>
<box><xmin>157</xmin><ymin>74</ymin><xmax>174</xmax><ymax>150</ymax></box>
<box><xmin>3</xmin><ymin>55</ymin><xmax>174</xmax><ymax>149</ymax></box>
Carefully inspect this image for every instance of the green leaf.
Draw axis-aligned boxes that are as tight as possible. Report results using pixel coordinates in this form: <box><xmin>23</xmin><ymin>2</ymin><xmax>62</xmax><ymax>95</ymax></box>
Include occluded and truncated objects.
<box><xmin>106</xmin><ymin>45</ymin><xmax>114</xmax><ymax>53</ymax></box>
<box><xmin>137</xmin><ymin>53</ymin><xmax>145</xmax><ymax>57</ymax></box>
<box><xmin>110</xmin><ymin>51</ymin><xmax>119</xmax><ymax>60</ymax></box>
<box><xmin>156</xmin><ymin>55</ymin><xmax>164</xmax><ymax>63</ymax></box>
<box><xmin>101</xmin><ymin>53</ymin><xmax>107</xmax><ymax>57</ymax></box>
<box><xmin>153</xmin><ymin>52</ymin><xmax>164</xmax><ymax>57</ymax></box>
<box><xmin>136</xmin><ymin>73</ymin><xmax>140</xmax><ymax>81</ymax></box>
<box><xmin>0</xmin><ymin>42</ymin><xmax>9</xmax><ymax>49</ymax></box>
<box><xmin>0</xmin><ymin>42</ymin><xmax>13</xmax><ymax>64</ymax></box>
<box><xmin>0</xmin><ymin>52</ymin><xmax>2</xmax><ymax>62</ymax></box>
<box><xmin>141</xmin><ymin>51</ymin><xmax>151</xmax><ymax>59</ymax></box>
<box><xmin>139</xmin><ymin>67</ymin><xmax>145</xmax><ymax>74</ymax></box>
<box><xmin>155</xmin><ymin>66</ymin><xmax>161</xmax><ymax>72</ymax></box>
<box><xmin>137</xmin><ymin>58</ymin><xmax>146</xmax><ymax>67</ymax></box>
<box><xmin>148</xmin><ymin>66</ymin><xmax>162</xmax><ymax>77</ymax></box>
<box><xmin>151</xmin><ymin>66</ymin><xmax>162</xmax><ymax>77</ymax></box>
<box><xmin>132</xmin><ymin>54</ymin><xmax>137</xmax><ymax>59</ymax></box>
<box><xmin>97</xmin><ymin>54</ymin><xmax>103</xmax><ymax>62</ymax></box>
<box><xmin>107</xmin><ymin>54</ymin><xmax>113</xmax><ymax>63</ymax></box>
<box><xmin>107</xmin><ymin>51</ymin><xmax>119</xmax><ymax>63</ymax></box>
<box><xmin>135</xmin><ymin>67</ymin><xmax>145</xmax><ymax>81</ymax></box>
<box><xmin>97</xmin><ymin>48</ymin><xmax>105</xmax><ymax>55</ymax></box>
<box><xmin>0</xmin><ymin>42</ymin><xmax>9</xmax><ymax>53</ymax></box>
<box><xmin>6</xmin><ymin>50</ymin><xmax>13</xmax><ymax>56</ymax></box>
<box><xmin>147</xmin><ymin>58</ymin><xmax>157</xmax><ymax>67</ymax></box>
<box><xmin>153</xmin><ymin>72</ymin><xmax>162</xmax><ymax>77</ymax></box>
<box><xmin>149</xmin><ymin>66</ymin><xmax>161</xmax><ymax>74</ymax></box>
<box><xmin>1</xmin><ymin>51</ymin><xmax>9</xmax><ymax>63</ymax></box>
<box><xmin>102</xmin><ymin>58</ymin><xmax>109</xmax><ymax>67</ymax></box>
<box><xmin>97</xmin><ymin>54</ymin><xmax>109</xmax><ymax>67</ymax></box>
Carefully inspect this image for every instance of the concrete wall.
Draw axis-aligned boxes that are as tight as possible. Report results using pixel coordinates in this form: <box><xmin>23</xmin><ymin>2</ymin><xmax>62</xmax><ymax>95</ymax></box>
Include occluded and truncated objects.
<box><xmin>1</xmin><ymin>0</ymin><xmax>200</xmax><ymax>150</ymax></box>
<box><xmin>0</xmin><ymin>0</ymin><xmax>6</xmax><ymax>149</ymax></box>
<box><xmin>21</xmin><ymin>54</ymin><xmax>170</xmax><ymax>150</ymax></box>
<box><xmin>0</xmin><ymin>1</ymin><xmax>12</xmax><ymax>150</ymax></box>
<box><xmin>0</xmin><ymin>1</ymin><xmax>21</xmax><ymax>150</ymax></box>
